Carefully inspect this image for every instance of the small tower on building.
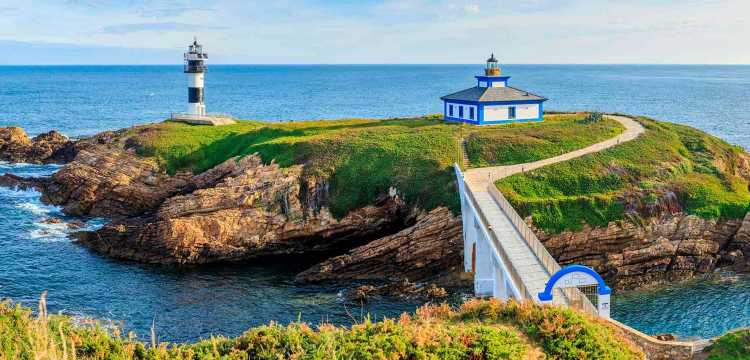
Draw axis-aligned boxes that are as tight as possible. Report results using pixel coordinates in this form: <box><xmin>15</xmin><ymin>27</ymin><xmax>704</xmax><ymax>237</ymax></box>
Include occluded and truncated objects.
<box><xmin>441</xmin><ymin>54</ymin><xmax>547</xmax><ymax>125</ymax></box>
<box><xmin>184</xmin><ymin>38</ymin><xmax>207</xmax><ymax>116</ymax></box>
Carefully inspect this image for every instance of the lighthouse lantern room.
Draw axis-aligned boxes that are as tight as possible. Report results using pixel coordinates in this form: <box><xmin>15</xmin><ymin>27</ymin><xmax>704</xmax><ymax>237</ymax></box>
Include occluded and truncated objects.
<box><xmin>440</xmin><ymin>54</ymin><xmax>547</xmax><ymax>125</ymax></box>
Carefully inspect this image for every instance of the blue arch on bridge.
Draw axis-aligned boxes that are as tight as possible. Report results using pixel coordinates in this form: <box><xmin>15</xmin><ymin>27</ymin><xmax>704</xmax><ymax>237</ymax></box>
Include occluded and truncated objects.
<box><xmin>538</xmin><ymin>264</ymin><xmax>611</xmax><ymax>302</ymax></box>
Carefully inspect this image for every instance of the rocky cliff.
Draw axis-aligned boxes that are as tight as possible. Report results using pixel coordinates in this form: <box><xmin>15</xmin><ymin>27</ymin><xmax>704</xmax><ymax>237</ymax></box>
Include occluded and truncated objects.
<box><xmin>537</xmin><ymin>206</ymin><xmax>750</xmax><ymax>290</ymax></box>
<box><xmin>0</xmin><ymin>126</ymin><xmax>462</xmax><ymax>290</ymax></box>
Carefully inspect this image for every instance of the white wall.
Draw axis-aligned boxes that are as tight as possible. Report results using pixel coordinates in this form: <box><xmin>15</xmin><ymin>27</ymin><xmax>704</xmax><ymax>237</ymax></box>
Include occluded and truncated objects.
<box><xmin>188</xmin><ymin>73</ymin><xmax>204</xmax><ymax>88</ymax></box>
<box><xmin>446</xmin><ymin>102</ymin><xmax>478</xmax><ymax>121</ymax></box>
<box><xmin>489</xmin><ymin>81</ymin><xmax>506</xmax><ymax>88</ymax></box>
<box><xmin>483</xmin><ymin>104</ymin><xmax>539</xmax><ymax>121</ymax></box>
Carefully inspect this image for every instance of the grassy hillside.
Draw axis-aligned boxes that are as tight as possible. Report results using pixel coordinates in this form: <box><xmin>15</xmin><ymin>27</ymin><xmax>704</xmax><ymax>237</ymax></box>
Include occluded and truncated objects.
<box><xmin>496</xmin><ymin>116</ymin><xmax>750</xmax><ymax>234</ymax></box>
<box><xmin>466</xmin><ymin>113</ymin><xmax>625</xmax><ymax>167</ymax></box>
<box><xmin>0</xmin><ymin>298</ymin><xmax>643</xmax><ymax>359</ymax></box>
<box><xmin>132</xmin><ymin>116</ymin><xmax>461</xmax><ymax>217</ymax></box>
<box><xmin>130</xmin><ymin>114</ymin><xmax>623</xmax><ymax>218</ymax></box>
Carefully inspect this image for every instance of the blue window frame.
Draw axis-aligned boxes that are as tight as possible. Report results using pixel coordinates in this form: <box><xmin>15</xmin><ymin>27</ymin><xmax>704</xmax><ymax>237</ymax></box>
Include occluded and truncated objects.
<box><xmin>449</xmin><ymin>104</ymin><xmax>454</xmax><ymax>117</ymax></box>
<box><xmin>459</xmin><ymin>106</ymin><xmax>464</xmax><ymax>118</ymax></box>
<box><xmin>469</xmin><ymin>107</ymin><xmax>475</xmax><ymax>120</ymax></box>
<box><xmin>508</xmin><ymin>106</ymin><xmax>516</xmax><ymax>119</ymax></box>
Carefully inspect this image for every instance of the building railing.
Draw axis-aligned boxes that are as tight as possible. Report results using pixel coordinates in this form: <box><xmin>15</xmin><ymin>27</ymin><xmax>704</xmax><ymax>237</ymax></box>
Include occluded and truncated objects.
<box><xmin>184</xmin><ymin>64</ymin><xmax>208</xmax><ymax>73</ymax></box>
<box><xmin>170</xmin><ymin>112</ymin><xmax>233</xmax><ymax>121</ymax></box>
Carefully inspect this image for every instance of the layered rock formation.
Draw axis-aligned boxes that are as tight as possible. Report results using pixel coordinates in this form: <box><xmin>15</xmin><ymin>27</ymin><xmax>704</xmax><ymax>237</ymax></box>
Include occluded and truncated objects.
<box><xmin>76</xmin><ymin>155</ymin><xmax>415</xmax><ymax>264</ymax></box>
<box><xmin>0</xmin><ymin>126</ymin><xmax>75</xmax><ymax>164</ymax></box>
<box><xmin>538</xmin><ymin>212</ymin><xmax>748</xmax><ymax>290</ymax></box>
<box><xmin>0</xmin><ymin>125</ymin><xmax>463</xmax><ymax>286</ymax></box>
<box><xmin>297</xmin><ymin>206</ymin><xmax>462</xmax><ymax>283</ymax></box>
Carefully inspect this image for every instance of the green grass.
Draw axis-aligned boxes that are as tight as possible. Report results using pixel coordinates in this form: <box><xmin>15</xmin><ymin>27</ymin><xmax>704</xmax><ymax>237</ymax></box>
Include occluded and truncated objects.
<box><xmin>129</xmin><ymin>114</ymin><xmax>625</xmax><ymax>218</ymax></box>
<box><xmin>496</xmin><ymin>117</ymin><xmax>750</xmax><ymax>234</ymax></box>
<box><xmin>706</xmin><ymin>329</ymin><xmax>750</xmax><ymax>359</ymax></box>
<box><xmin>465</xmin><ymin>113</ymin><xmax>625</xmax><ymax>167</ymax></box>
<box><xmin>131</xmin><ymin>116</ymin><xmax>462</xmax><ymax>217</ymax></box>
<box><xmin>0</xmin><ymin>297</ymin><xmax>644</xmax><ymax>359</ymax></box>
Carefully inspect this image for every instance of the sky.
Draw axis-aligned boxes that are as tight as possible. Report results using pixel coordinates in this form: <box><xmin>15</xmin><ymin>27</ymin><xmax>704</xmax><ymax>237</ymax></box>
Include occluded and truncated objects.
<box><xmin>0</xmin><ymin>0</ymin><xmax>748</xmax><ymax>65</ymax></box>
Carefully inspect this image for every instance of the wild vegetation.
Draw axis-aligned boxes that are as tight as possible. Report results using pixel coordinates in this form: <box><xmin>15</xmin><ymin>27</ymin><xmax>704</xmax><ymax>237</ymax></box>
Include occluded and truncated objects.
<box><xmin>496</xmin><ymin>116</ymin><xmax>750</xmax><ymax>234</ymax></box>
<box><xmin>706</xmin><ymin>328</ymin><xmax>750</xmax><ymax>359</ymax></box>
<box><xmin>0</xmin><ymin>296</ymin><xmax>644</xmax><ymax>359</ymax></box>
<box><xmin>131</xmin><ymin>114</ymin><xmax>622</xmax><ymax>218</ymax></box>
<box><xmin>465</xmin><ymin>112</ymin><xmax>624</xmax><ymax>167</ymax></box>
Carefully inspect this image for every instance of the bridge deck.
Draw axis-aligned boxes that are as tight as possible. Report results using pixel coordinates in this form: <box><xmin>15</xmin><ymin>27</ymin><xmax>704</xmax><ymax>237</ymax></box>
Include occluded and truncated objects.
<box><xmin>469</xmin><ymin>187</ymin><xmax>556</xmax><ymax>302</ymax></box>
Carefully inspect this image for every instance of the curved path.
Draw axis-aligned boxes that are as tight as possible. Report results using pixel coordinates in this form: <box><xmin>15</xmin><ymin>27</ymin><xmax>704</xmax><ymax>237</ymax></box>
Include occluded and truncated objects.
<box><xmin>463</xmin><ymin>115</ymin><xmax>645</xmax><ymax>191</ymax></box>
<box><xmin>457</xmin><ymin>115</ymin><xmax>645</xmax><ymax>307</ymax></box>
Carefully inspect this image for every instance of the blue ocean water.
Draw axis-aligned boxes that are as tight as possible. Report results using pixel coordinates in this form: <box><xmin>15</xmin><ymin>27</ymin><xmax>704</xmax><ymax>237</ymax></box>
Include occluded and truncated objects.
<box><xmin>1</xmin><ymin>65</ymin><xmax>750</xmax><ymax>341</ymax></box>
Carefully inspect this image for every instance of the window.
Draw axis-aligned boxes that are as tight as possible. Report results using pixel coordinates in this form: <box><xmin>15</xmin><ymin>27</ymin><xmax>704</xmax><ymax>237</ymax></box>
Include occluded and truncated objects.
<box><xmin>449</xmin><ymin>104</ymin><xmax>454</xmax><ymax>117</ymax></box>
<box><xmin>459</xmin><ymin>106</ymin><xmax>464</xmax><ymax>118</ymax></box>
<box><xmin>469</xmin><ymin>107</ymin><xmax>475</xmax><ymax>120</ymax></box>
<box><xmin>508</xmin><ymin>106</ymin><xmax>516</xmax><ymax>119</ymax></box>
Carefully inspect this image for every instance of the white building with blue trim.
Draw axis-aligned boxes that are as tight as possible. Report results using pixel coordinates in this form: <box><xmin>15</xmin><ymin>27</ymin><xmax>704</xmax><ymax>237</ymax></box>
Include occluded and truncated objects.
<box><xmin>441</xmin><ymin>54</ymin><xmax>547</xmax><ymax>125</ymax></box>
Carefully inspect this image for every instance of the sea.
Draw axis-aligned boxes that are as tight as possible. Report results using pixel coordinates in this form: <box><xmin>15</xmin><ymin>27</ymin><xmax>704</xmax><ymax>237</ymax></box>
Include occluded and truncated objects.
<box><xmin>1</xmin><ymin>64</ymin><xmax>749</xmax><ymax>342</ymax></box>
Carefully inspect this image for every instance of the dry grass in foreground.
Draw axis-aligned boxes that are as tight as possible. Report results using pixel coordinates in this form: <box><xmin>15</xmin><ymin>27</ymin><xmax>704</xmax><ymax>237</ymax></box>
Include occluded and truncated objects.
<box><xmin>0</xmin><ymin>294</ymin><xmax>645</xmax><ymax>360</ymax></box>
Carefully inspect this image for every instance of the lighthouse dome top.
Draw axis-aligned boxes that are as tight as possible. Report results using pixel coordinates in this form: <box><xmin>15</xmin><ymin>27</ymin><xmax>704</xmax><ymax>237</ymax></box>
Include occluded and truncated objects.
<box><xmin>187</xmin><ymin>37</ymin><xmax>207</xmax><ymax>57</ymax></box>
<box><xmin>485</xmin><ymin>53</ymin><xmax>501</xmax><ymax>76</ymax></box>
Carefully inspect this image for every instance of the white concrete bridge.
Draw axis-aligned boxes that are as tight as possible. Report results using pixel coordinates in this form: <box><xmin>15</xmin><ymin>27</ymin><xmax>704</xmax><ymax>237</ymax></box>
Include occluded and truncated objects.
<box><xmin>456</xmin><ymin>115</ymin><xmax>645</xmax><ymax>317</ymax></box>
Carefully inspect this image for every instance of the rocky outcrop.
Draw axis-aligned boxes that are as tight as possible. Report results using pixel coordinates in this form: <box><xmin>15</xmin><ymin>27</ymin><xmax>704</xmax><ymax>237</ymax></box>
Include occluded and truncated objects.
<box><xmin>75</xmin><ymin>155</ymin><xmax>414</xmax><ymax>264</ymax></box>
<box><xmin>296</xmin><ymin>207</ymin><xmax>462</xmax><ymax>283</ymax></box>
<box><xmin>537</xmin><ymin>213</ymin><xmax>746</xmax><ymax>290</ymax></box>
<box><xmin>0</xmin><ymin>126</ymin><xmax>75</xmax><ymax>164</ymax></box>
<box><xmin>345</xmin><ymin>281</ymin><xmax>449</xmax><ymax>302</ymax></box>
<box><xmin>39</xmin><ymin>146</ymin><xmax>193</xmax><ymax>217</ymax></box>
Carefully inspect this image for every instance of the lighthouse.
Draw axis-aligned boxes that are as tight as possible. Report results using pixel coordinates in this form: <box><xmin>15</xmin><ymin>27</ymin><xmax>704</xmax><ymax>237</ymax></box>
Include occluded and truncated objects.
<box><xmin>171</xmin><ymin>39</ymin><xmax>233</xmax><ymax>125</ymax></box>
<box><xmin>184</xmin><ymin>38</ymin><xmax>207</xmax><ymax>116</ymax></box>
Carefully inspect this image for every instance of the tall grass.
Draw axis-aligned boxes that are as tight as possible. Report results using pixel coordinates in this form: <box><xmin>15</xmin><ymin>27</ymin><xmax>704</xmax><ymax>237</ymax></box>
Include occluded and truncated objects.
<box><xmin>0</xmin><ymin>296</ymin><xmax>644</xmax><ymax>359</ymax></box>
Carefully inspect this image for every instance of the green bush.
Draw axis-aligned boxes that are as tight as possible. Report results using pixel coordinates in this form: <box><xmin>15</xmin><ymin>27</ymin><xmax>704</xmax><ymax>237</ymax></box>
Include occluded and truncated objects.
<box><xmin>706</xmin><ymin>329</ymin><xmax>750</xmax><ymax>359</ymax></box>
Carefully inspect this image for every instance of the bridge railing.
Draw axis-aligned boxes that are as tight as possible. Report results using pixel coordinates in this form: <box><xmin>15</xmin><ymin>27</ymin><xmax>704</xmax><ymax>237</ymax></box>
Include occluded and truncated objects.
<box><xmin>487</xmin><ymin>180</ymin><xmax>599</xmax><ymax>317</ymax></box>
<box><xmin>461</xmin><ymin>180</ymin><xmax>534</xmax><ymax>301</ymax></box>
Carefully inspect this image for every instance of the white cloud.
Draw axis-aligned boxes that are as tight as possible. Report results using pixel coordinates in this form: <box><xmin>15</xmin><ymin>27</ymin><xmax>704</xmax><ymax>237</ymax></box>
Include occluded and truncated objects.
<box><xmin>0</xmin><ymin>0</ymin><xmax>747</xmax><ymax>64</ymax></box>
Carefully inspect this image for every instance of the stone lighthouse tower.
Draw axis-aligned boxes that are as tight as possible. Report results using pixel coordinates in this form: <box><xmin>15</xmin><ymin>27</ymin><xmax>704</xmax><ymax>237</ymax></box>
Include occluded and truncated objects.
<box><xmin>184</xmin><ymin>37</ymin><xmax>207</xmax><ymax>116</ymax></box>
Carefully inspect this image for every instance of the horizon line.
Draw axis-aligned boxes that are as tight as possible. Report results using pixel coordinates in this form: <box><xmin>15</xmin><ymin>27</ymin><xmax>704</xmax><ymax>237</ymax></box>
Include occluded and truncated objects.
<box><xmin>1</xmin><ymin>63</ymin><xmax>749</xmax><ymax>67</ymax></box>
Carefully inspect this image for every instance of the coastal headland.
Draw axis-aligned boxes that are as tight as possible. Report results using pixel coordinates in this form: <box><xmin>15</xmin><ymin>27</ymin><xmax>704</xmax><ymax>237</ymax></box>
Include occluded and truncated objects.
<box><xmin>1</xmin><ymin>112</ymin><xmax>750</xmax><ymax>357</ymax></box>
<box><xmin>2</xmin><ymin>113</ymin><xmax>749</xmax><ymax>294</ymax></box>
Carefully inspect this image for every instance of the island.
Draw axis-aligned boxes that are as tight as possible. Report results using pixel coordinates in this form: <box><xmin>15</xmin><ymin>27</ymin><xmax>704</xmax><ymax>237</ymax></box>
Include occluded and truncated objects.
<box><xmin>1</xmin><ymin>112</ymin><xmax>749</xmax><ymax>358</ymax></box>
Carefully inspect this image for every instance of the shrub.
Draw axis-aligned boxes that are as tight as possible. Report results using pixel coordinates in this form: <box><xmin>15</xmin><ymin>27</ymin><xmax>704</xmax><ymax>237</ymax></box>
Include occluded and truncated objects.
<box><xmin>706</xmin><ymin>329</ymin><xmax>750</xmax><ymax>359</ymax></box>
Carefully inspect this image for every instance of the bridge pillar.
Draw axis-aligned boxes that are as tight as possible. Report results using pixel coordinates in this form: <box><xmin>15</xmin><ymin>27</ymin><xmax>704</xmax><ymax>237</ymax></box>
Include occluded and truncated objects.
<box><xmin>463</xmin><ymin>211</ymin><xmax>478</xmax><ymax>273</ymax></box>
<box><xmin>474</xmin><ymin>226</ymin><xmax>495</xmax><ymax>297</ymax></box>
<box><xmin>493</xmin><ymin>257</ymin><xmax>508</xmax><ymax>300</ymax></box>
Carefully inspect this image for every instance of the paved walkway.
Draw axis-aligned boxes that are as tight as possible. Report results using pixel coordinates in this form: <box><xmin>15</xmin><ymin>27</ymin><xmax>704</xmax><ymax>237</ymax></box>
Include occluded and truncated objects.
<box><xmin>463</xmin><ymin>115</ymin><xmax>645</xmax><ymax>301</ymax></box>
<box><xmin>464</xmin><ymin>115</ymin><xmax>645</xmax><ymax>190</ymax></box>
